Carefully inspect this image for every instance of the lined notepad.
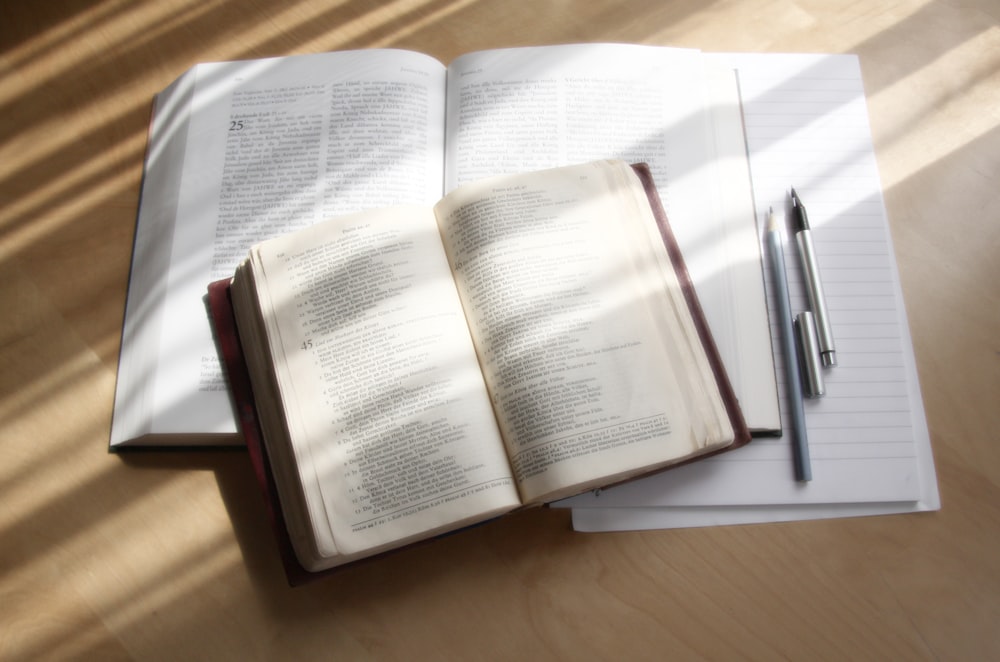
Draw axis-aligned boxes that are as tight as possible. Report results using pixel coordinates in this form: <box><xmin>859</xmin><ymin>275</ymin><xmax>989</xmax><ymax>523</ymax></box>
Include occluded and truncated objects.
<box><xmin>560</xmin><ymin>54</ymin><xmax>939</xmax><ymax>522</ymax></box>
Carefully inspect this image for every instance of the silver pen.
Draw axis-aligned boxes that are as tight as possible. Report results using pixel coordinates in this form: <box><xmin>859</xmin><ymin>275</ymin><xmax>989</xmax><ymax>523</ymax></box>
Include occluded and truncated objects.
<box><xmin>790</xmin><ymin>188</ymin><xmax>836</xmax><ymax>367</ymax></box>
<box><xmin>766</xmin><ymin>208</ymin><xmax>812</xmax><ymax>481</ymax></box>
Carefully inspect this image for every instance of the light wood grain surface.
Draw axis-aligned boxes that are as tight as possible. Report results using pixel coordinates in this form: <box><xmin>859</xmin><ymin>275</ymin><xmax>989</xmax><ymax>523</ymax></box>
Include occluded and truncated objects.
<box><xmin>2</xmin><ymin>1</ymin><xmax>998</xmax><ymax>659</ymax></box>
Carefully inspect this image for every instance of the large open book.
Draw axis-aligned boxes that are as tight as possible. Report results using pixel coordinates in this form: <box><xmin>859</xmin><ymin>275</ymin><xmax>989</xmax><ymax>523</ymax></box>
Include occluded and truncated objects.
<box><xmin>111</xmin><ymin>44</ymin><xmax>778</xmax><ymax>448</ymax></box>
<box><xmin>209</xmin><ymin>160</ymin><xmax>750</xmax><ymax>575</ymax></box>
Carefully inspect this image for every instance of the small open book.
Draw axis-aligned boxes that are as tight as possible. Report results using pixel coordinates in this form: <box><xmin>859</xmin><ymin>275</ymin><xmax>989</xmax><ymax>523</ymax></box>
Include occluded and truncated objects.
<box><xmin>209</xmin><ymin>160</ymin><xmax>749</xmax><ymax>579</ymax></box>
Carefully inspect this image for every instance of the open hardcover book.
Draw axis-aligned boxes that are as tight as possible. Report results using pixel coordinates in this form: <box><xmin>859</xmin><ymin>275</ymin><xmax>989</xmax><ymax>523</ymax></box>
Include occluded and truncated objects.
<box><xmin>111</xmin><ymin>44</ymin><xmax>778</xmax><ymax>448</ymax></box>
<box><xmin>209</xmin><ymin>160</ymin><xmax>750</xmax><ymax>578</ymax></box>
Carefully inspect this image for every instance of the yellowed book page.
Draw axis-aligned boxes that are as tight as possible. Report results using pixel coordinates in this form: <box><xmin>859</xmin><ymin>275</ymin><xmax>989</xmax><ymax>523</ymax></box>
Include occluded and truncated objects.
<box><xmin>248</xmin><ymin>205</ymin><xmax>520</xmax><ymax>561</ymax></box>
<box><xmin>434</xmin><ymin>161</ymin><xmax>733</xmax><ymax>504</ymax></box>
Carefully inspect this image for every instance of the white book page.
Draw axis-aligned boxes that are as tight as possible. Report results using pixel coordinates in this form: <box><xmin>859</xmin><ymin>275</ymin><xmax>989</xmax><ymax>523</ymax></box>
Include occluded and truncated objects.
<box><xmin>561</xmin><ymin>54</ymin><xmax>938</xmax><ymax>511</ymax></box>
<box><xmin>112</xmin><ymin>71</ymin><xmax>200</xmax><ymax>445</ymax></box>
<box><xmin>442</xmin><ymin>44</ymin><xmax>777</xmax><ymax>432</ymax></box>
<box><xmin>129</xmin><ymin>50</ymin><xmax>447</xmax><ymax>441</ymax></box>
<box><xmin>444</xmin><ymin>45</ymin><xmax>706</xmax><ymax>213</ymax></box>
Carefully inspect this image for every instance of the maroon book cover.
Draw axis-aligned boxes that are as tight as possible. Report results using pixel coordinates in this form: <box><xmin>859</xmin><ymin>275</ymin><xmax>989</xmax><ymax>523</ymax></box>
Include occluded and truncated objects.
<box><xmin>207</xmin><ymin>280</ymin><xmax>321</xmax><ymax>585</ymax></box>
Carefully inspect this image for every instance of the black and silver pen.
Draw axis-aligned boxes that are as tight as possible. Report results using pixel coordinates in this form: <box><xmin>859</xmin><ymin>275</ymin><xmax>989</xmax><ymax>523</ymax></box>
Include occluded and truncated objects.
<box><xmin>790</xmin><ymin>188</ymin><xmax>836</xmax><ymax>368</ymax></box>
<box><xmin>767</xmin><ymin>208</ymin><xmax>812</xmax><ymax>481</ymax></box>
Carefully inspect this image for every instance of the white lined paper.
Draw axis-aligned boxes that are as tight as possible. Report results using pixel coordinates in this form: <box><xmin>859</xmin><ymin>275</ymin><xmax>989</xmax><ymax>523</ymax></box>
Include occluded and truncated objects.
<box><xmin>560</xmin><ymin>54</ymin><xmax>939</xmax><ymax>515</ymax></box>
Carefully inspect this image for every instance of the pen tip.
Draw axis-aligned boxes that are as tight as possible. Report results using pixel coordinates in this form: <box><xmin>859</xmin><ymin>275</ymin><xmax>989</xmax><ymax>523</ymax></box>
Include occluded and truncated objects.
<box><xmin>789</xmin><ymin>188</ymin><xmax>808</xmax><ymax>230</ymax></box>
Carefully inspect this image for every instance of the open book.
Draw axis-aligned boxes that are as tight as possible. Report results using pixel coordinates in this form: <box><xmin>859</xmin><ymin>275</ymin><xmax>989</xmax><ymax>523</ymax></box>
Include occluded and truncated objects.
<box><xmin>210</xmin><ymin>160</ymin><xmax>750</xmax><ymax>575</ymax></box>
<box><xmin>110</xmin><ymin>44</ymin><xmax>778</xmax><ymax>448</ymax></box>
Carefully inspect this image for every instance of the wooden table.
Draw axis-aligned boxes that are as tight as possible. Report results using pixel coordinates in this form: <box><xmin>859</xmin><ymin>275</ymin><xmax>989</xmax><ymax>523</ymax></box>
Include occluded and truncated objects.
<box><xmin>2</xmin><ymin>1</ymin><xmax>998</xmax><ymax>659</ymax></box>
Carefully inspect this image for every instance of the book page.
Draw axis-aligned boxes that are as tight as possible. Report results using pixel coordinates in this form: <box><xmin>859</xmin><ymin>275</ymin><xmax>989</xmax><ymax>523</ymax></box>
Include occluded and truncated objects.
<box><xmin>113</xmin><ymin>49</ymin><xmax>447</xmax><ymax>445</ymax></box>
<box><xmin>445</xmin><ymin>44</ymin><xmax>704</xmax><ymax>191</ymax></box>
<box><xmin>241</xmin><ymin>206</ymin><xmax>520</xmax><ymax>563</ymax></box>
<box><xmin>111</xmin><ymin>70</ymin><xmax>205</xmax><ymax>445</ymax></box>
<box><xmin>442</xmin><ymin>44</ymin><xmax>779</xmax><ymax>433</ymax></box>
<box><xmin>435</xmin><ymin>161</ymin><xmax>734</xmax><ymax>504</ymax></box>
